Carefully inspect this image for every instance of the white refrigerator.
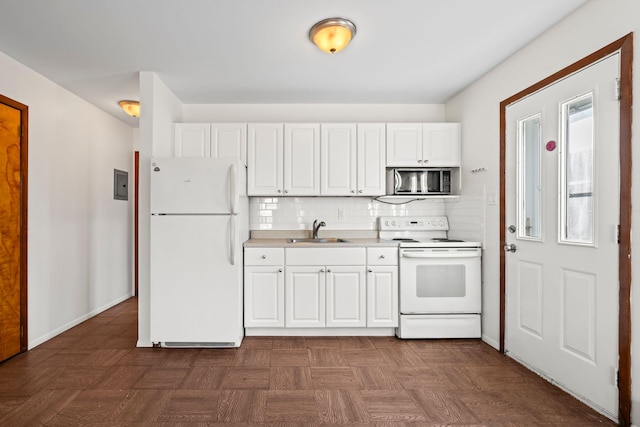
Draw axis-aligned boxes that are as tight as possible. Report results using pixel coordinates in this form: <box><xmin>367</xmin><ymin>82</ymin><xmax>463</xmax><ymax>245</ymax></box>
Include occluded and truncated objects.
<box><xmin>150</xmin><ymin>157</ymin><xmax>248</xmax><ymax>347</ymax></box>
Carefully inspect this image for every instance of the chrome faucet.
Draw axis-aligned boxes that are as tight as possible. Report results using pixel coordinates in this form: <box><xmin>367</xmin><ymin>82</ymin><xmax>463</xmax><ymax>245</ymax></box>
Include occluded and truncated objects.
<box><xmin>312</xmin><ymin>219</ymin><xmax>326</xmax><ymax>239</ymax></box>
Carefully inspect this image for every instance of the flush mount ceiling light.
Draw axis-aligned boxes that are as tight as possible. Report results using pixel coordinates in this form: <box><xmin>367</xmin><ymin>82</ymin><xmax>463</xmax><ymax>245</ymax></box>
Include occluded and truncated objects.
<box><xmin>309</xmin><ymin>17</ymin><xmax>356</xmax><ymax>54</ymax></box>
<box><xmin>118</xmin><ymin>100</ymin><xmax>140</xmax><ymax>117</ymax></box>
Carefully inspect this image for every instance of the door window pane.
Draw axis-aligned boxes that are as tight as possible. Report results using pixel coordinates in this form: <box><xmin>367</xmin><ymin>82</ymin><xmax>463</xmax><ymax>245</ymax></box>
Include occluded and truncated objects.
<box><xmin>560</xmin><ymin>93</ymin><xmax>594</xmax><ymax>244</ymax></box>
<box><xmin>517</xmin><ymin>114</ymin><xmax>542</xmax><ymax>239</ymax></box>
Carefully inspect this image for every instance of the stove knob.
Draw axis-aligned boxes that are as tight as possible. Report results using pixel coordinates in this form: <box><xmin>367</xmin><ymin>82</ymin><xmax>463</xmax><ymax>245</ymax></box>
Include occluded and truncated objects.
<box><xmin>439</xmin><ymin>219</ymin><xmax>445</xmax><ymax>226</ymax></box>
<box><xmin>392</xmin><ymin>221</ymin><xmax>396</xmax><ymax>226</ymax></box>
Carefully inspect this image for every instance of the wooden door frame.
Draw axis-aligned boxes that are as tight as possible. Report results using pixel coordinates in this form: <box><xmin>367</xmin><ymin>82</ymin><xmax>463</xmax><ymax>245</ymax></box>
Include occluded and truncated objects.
<box><xmin>499</xmin><ymin>33</ymin><xmax>633</xmax><ymax>425</ymax></box>
<box><xmin>0</xmin><ymin>94</ymin><xmax>29</xmax><ymax>354</ymax></box>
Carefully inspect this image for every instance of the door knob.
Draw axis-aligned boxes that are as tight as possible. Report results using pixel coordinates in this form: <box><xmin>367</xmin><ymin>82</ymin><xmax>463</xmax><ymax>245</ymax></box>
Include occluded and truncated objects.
<box><xmin>504</xmin><ymin>244</ymin><xmax>517</xmax><ymax>253</ymax></box>
<box><xmin>508</xmin><ymin>225</ymin><xmax>516</xmax><ymax>233</ymax></box>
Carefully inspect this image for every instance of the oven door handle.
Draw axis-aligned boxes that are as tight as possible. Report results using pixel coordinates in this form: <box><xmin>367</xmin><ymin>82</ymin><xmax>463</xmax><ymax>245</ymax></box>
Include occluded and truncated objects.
<box><xmin>402</xmin><ymin>251</ymin><xmax>479</xmax><ymax>259</ymax></box>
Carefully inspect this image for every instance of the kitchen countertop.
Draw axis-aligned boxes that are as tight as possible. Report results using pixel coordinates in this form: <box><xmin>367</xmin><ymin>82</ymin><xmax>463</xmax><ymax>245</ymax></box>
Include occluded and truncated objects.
<box><xmin>244</xmin><ymin>238</ymin><xmax>398</xmax><ymax>248</ymax></box>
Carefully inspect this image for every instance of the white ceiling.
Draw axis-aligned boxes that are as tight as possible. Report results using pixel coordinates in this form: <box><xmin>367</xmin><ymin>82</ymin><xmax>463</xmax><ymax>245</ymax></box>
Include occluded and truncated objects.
<box><xmin>0</xmin><ymin>0</ymin><xmax>589</xmax><ymax>127</ymax></box>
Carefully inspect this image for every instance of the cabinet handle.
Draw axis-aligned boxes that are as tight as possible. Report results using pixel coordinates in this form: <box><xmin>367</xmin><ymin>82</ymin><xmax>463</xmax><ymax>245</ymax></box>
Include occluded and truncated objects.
<box><xmin>358</xmin><ymin>190</ymin><xmax>363</xmax><ymax>193</ymax></box>
<box><xmin>284</xmin><ymin>189</ymin><xmax>289</xmax><ymax>194</ymax></box>
<box><xmin>368</xmin><ymin>269</ymin><xmax>373</xmax><ymax>273</ymax></box>
<box><xmin>418</xmin><ymin>160</ymin><xmax>423</xmax><ymax>164</ymax></box>
<box><xmin>277</xmin><ymin>189</ymin><xmax>282</xmax><ymax>193</ymax></box>
<box><xmin>261</xmin><ymin>255</ymin><xmax>266</xmax><ymax>259</ymax></box>
<box><xmin>351</xmin><ymin>190</ymin><xmax>355</xmax><ymax>193</ymax></box>
<box><xmin>278</xmin><ymin>269</ymin><xmax>283</xmax><ymax>273</ymax></box>
<box><xmin>423</xmin><ymin>159</ymin><xmax>429</xmax><ymax>163</ymax></box>
<box><xmin>327</xmin><ymin>269</ymin><xmax>331</xmax><ymax>273</ymax></box>
<box><xmin>380</xmin><ymin>255</ymin><xmax>385</xmax><ymax>259</ymax></box>
<box><xmin>320</xmin><ymin>269</ymin><xmax>325</xmax><ymax>273</ymax></box>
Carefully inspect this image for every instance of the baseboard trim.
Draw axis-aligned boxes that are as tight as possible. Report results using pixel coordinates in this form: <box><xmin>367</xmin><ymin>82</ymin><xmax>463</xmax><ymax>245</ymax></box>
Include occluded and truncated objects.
<box><xmin>28</xmin><ymin>293</ymin><xmax>133</xmax><ymax>349</ymax></box>
<box><xmin>482</xmin><ymin>333</ymin><xmax>500</xmax><ymax>350</ymax></box>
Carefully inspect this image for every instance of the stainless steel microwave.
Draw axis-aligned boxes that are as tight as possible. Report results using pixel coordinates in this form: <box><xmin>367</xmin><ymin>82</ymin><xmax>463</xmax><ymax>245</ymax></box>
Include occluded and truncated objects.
<box><xmin>386</xmin><ymin>168</ymin><xmax>451</xmax><ymax>195</ymax></box>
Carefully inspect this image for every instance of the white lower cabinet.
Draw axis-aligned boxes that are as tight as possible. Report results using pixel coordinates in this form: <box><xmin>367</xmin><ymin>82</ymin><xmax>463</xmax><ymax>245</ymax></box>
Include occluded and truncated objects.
<box><xmin>366</xmin><ymin>247</ymin><xmax>399</xmax><ymax>327</ymax></box>
<box><xmin>367</xmin><ymin>266</ymin><xmax>398</xmax><ymax>327</ymax></box>
<box><xmin>244</xmin><ymin>246</ymin><xmax>397</xmax><ymax>333</ymax></box>
<box><xmin>326</xmin><ymin>266</ymin><xmax>366</xmax><ymax>327</ymax></box>
<box><xmin>285</xmin><ymin>267</ymin><xmax>325</xmax><ymax>328</ymax></box>
<box><xmin>286</xmin><ymin>265</ymin><xmax>366</xmax><ymax>328</ymax></box>
<box><xmin>244</xmin><ymin>249</ymin><xmax>285</xmax><ymax>327</ymax></box>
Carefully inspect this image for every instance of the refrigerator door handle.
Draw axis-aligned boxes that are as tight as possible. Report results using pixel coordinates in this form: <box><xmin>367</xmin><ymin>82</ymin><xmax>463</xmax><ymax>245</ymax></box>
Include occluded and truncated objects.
<box><xmin>230</xmin><ymin>214</ymin><xmax>236</xmax><ymax>265</ymax></box>
<box><xmin>230</xmin><ymin>163</ymin><xmax>236</xmax><ymax>214</ymax></box>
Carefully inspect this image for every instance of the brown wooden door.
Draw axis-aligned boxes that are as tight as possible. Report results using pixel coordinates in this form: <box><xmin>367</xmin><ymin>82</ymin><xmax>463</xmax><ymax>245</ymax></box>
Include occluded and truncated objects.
<box><xmin>0</xmin><ymin>95</ymin><xmax>27</xmax><ymax>362</ymax></box>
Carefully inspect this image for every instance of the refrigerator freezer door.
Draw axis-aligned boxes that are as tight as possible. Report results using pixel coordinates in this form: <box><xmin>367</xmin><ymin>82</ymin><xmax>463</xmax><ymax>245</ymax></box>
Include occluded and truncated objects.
<box><xmin>150</xmin><ymin>215</ymin><xmax>243</xmax><ymax>346</ymax></box>
<box><xmin>150</xmin><ymin>157</ymin><xmax>243</xmax><ymax>214</ymax></box>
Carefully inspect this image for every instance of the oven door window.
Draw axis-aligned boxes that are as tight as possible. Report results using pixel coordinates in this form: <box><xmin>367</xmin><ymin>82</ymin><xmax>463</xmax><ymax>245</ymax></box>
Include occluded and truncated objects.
<box><xmin>416</xmin><ymin>265</ymin><xmax>465</xmax><ymax>297</ymax></box>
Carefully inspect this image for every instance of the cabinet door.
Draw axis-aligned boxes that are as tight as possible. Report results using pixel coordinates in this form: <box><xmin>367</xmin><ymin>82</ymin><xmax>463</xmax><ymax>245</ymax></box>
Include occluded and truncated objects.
<box><xmin>247</xmin><ymin>124</ymin><xmax>284</xmax><ymax>196</ymax></box>
<box><xmin>284</xmin><ymin>124</ymin><xmax>320</xmax><ymax>196</ymax></box>
<box><xmin>367</xmin><ymin>266</ymin><xmax>398</xmax><ymax>327</ymax></box>
<box><xmin>386</xmin><ymin>123</ymin><xmax>422</xmax><ymax>167</ymax></box>
<box><xmin>422</xmin><ymin>123</ymin><xmax>461</xmax><ymax>167</ymax></box>
<box><xmin>286</xmin><ymin>267</ymin><xmax>325</xmax><ymax>327</ymax></box>
<box><xmin>321</xmin><ymin>123</ymin><xmax>357</xmax><ymax>195</ymax></box>
<box><xmin>326</xmin><ymin>266</ymin><xmax>366</xmax><ymax>327</ymax></box>
<box><xmin>174</xmin><ymin>123</ymin><xmax>211</xmax><ymax>158</ymax></box>
<box><xmin>357</xmin><ymin>123</ymin><xmax>386</xmax><ymax>196</ymax></box>
<box><xmin>244</xmin><ymin>266</ymin><xmax>284</xmax><ymax>327</ymax></box>
<box><xmin>212</xmin><ymin>123</ymin><xmax>247</xmax><ymax>165</ymax></box>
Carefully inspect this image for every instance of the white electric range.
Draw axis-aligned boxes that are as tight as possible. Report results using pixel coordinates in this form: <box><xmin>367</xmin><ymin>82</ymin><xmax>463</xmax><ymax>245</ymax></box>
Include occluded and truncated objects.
<box><xmin>379</xmin><ymin>216</ymin><xmax>482</xmax><ymax>339</ymax></box>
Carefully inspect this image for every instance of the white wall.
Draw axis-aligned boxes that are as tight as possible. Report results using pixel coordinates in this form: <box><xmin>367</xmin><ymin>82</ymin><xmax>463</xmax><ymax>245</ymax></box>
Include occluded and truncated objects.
<box><xmin>0</xmin><ymin>50</ymin><xmax>134</xmax><ymax>348</ymax></box>
<box><xmin>184</xmin><ymin>104</ymin><xmax>444</xmax><ymax>123</ymax></box>
<box><xmin>444</xmin><ymin>0</ymin><xmax>640</xmax><ymax>422</ymax></box>
<box><xmin>137</xmin><ymin>72</ymin><xmax>183</xmax><ymax>347</ymax></box>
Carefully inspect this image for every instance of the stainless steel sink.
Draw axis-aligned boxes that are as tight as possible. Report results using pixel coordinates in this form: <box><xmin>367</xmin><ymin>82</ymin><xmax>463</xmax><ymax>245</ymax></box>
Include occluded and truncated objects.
<box><xmin>287</xmin><ymin>238</ymin><xmax>351</xmax><ymax>243</ymax></box>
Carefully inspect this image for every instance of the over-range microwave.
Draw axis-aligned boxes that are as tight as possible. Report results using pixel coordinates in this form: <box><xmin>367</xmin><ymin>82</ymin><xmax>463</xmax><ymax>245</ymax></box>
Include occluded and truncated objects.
<box><xmin>386</xmin><ymin>168</ymin><xmax>452</xmax><ymax>195</ymax></box>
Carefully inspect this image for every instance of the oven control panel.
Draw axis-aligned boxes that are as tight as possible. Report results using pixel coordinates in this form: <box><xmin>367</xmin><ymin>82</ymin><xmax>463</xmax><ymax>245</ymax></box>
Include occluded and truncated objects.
<box><xmin>379</xmin><ymin>216</ymin><xmax>449</xmax><ymax>231</ymax></box>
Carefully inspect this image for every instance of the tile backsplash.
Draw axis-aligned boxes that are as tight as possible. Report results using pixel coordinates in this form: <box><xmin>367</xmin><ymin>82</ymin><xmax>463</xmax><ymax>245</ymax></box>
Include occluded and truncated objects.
<box><xmin>250</xmin><ymin>192</ymin><xmax>485</xmax><ymax>243</ymax></box>
<box><xmin>445</xmin><ymin>187</ymin><xmax>485</xmax><ymax>243</ymax></box>
<box><xmin>250</xmin><ymin>197</ymin><xmax>445</xmax><ymax>231</ymax></box>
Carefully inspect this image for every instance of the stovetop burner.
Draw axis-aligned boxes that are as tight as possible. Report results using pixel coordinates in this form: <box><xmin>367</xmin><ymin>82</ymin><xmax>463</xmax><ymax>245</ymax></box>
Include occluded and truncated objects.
<box><xmin>392</xmin><ymin>238</ymin><xmax>419</xmax><ymax>243</ymax></box>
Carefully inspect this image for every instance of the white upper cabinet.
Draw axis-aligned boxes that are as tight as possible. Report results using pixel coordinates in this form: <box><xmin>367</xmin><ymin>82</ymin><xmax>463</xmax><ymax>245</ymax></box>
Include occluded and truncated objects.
<box><xmin>211</xmin><ymin>123</ymin><xmax>247</xmax><ymax>165</ymax></box>
<box><xmin>174</xmin><ymin>123</ymin><xmax>247</xmax><ymax>165</ymax></box>
<box><xmin>386</xmin><ymin>123</ymin><xmax>460</xmax><ymax>167</ymax></box>
<box><xmin>247</xmin><ymin>123</ymin><xmax>284</xmax><ymax>196</ymax></box>
<box><xmin>320</xmin><ymin>123</ymin><xmax>385</xmax><ymax>196</ymax></box>
<box><xmin>321</xmin><ymin>123</ymin><xmax>357</xmax><ymax>196</ymax></box>
<box><xmin>284</xmin><ymin>123</ymin><xmax>320</xmax><ymax>196</ymax></box>
<box><xmin>386</xmin><ymin>123</ymin><xmax>422</xmax><ymax>166</ymax></box>
<box><xmin>422</xmin><ymin>123</ymin><xmax>461</xmax><ymax>167</ymax></box>
<box><xmin>357</xmin><ymin>123</ymin><xmax>386</xmax><ymax>196</ymax></box>
<box><xmin>174</xmin><ymin>123</ymin><xmax>211</xmax><ymax>158</ymax></box>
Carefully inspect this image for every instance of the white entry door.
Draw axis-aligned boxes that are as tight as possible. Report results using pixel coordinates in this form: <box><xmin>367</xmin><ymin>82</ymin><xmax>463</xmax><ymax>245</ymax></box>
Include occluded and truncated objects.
<box><xmin>505</xmin><ymin>54</ymin><xmax>620</xmax><ymax>419</ymax></box>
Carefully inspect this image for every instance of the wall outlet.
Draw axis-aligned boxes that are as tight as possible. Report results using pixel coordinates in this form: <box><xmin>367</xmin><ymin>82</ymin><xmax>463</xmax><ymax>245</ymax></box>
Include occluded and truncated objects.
<box><xmin>338</xmin><ymin>208</ymin><xmax>345</xmax><ymax>219</ymax></box>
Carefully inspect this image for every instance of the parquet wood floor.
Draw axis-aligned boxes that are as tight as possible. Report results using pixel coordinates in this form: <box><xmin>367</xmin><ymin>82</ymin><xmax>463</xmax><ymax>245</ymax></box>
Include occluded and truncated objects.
<box><xmin>0</xmin><ymin>298</ymin><xmax>614</xmax><ymax>426</ymax></box>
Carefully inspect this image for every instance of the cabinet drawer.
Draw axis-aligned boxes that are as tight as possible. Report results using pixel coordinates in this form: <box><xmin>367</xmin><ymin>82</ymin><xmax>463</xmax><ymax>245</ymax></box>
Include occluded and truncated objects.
<box><xmin>286</xmin><ymin>247</ymin><xmax>365</xmax><ymax>266</ymax></box>
<box><xmin>245</xmin><ymin>248</ymin><xmax>285</xmax><ymax>265</ymax></box>
<box><xmin>367</xmin><ymin>247</ymin><xmax>398</xmax><ymax>265</ymax></box>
